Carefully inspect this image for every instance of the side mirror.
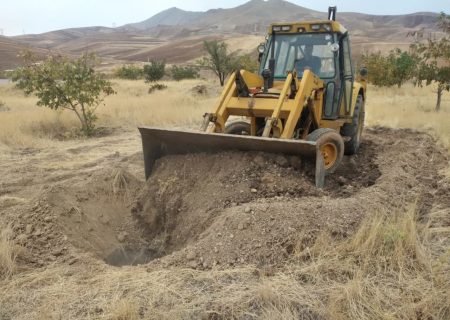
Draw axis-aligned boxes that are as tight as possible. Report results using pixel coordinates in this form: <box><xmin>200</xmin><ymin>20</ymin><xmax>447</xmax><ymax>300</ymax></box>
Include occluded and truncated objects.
<box><xmin>257</xmin><ymin>43</ymin><xmax>265</xmax><ymax>63</ymax></box>
<box><xmin>360</xmin><ymin>67</ymin><xmax>368</xmax><ymax>77</ymax></box>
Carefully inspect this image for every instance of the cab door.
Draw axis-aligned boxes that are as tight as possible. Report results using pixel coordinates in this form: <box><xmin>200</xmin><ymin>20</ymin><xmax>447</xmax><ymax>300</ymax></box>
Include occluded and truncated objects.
<box><xmin>340</xmin><ymin>35</ymin><xmax>353</xmax><ymax>115</ymax></box>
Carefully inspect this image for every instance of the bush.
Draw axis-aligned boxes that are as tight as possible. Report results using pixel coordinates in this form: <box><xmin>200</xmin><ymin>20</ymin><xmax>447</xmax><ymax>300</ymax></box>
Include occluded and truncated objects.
<box><xmin>170</xmin><ymin>65</ymin><xmax>199</xmax><ymax>81</ymax></box>
<box><xmin>114</xmin><ymin>65</ymin><xmax>143</xmax><ymax>80</ymax></box>
<box><xmin>143</xmin><ymin>60</ymin><xmax>165</xmax><ymax>83</ymax></box>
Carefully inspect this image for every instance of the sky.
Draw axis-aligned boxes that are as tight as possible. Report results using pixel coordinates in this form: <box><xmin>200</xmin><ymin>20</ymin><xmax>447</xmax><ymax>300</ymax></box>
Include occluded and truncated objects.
<box><xmin>1</xmin><ymin>0</ymin><xmax>449</xmax><ymax>36</ymax></box>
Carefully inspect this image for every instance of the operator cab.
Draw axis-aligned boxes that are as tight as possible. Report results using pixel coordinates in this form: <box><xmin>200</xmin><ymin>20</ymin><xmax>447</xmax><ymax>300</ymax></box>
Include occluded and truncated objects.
<box><xmin>260</xmin><ymin>32</ymin><xmax>337</xmax><ymax>79</ymax></box>
<box><xmin>257</xmin><ymin>7</ymin><xmax>354</xmax><ymax>120</ymax></box>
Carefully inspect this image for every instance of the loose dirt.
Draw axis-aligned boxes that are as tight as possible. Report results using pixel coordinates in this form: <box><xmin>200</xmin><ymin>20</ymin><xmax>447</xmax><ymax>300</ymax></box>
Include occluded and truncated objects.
<box><xmin>1</xmin><ymin>127</ymin><xmax>448</xmax><ymax>275</ymax></box>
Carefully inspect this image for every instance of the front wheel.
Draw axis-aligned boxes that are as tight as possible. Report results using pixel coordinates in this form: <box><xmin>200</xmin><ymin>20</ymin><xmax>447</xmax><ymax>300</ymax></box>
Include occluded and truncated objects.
<box><xmin>307</xmin><ymin>128</ymin><xmax>344</xmax><ymax>174</ymax></box>
<box><xmin>225</xmin><ymin>121</ymin><xmax>251</xmax><ymax>135</ymax></box>
<box><xmin>341</xmin><ymin>95</ymin><xmax>365</xmax><ymax>155</ymax></box>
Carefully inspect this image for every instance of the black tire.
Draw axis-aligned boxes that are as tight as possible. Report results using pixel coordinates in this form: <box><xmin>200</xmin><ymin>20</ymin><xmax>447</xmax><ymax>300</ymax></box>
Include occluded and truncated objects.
<box><xmin>307</xmin><ymin>128</ymin><xmax>344</xmax><ymax>174</ymax></box>
<box><xmin>225</xmin><ymin>121</ymin><xmax>251</xmax><ymax>135</ymax></box>
<box><xmin>341</xmin><ymin>95</ymin><xmax>365</xmax><ymax>155</ymax></box>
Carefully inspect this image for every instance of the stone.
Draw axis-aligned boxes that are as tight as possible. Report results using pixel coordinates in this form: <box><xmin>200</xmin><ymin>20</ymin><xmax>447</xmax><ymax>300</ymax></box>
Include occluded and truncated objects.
<box><xmin>117</xmin><ymin>232</ymin><xmax>128</xmax><ymax>242</ymax></box>
<box><xmin>288</xmin><ymin>156</ymin><xmax>302</xmax><ymax>170</ymax></box>
<box><xmin>244</xmin><ymin>206</ymin><xmax>251</xmax><ymax>213</ymax></box>
<box><xmin>275</xmin><ymin>155</ymin><xmax>289</xmax><ymax>168</ymax></box>
<box><xmin>250</xmin><ymin>188</ymin><xmax>257</xmax><ymax>193</ymax></box>
<box><xmin>25</xmin><ymin>224</ymin><xmax>33</xmax><ymax>234</ymax></box>
<box><xmin>186</xmin><ymin>251</ymin><xmax>196</xmax><ymax>261</ymax></box>
<box><xmin>337</xmin><ymin>176</ymin><xmax>348</xmax><ymax>185</ymax></box>
<box><xmin>16</xmin><ymin>234</ymin><xmax>28</xmax><ymax>243</ymax></box>
<box><xmin>237</xmin><ymin>221</ymin><xmax>247</xmax><ymax>231</ymax></box>
<box><xmin>253</xmin><ymin>155</ymin><xmax>266</xmax><ymax>167</ymax></box>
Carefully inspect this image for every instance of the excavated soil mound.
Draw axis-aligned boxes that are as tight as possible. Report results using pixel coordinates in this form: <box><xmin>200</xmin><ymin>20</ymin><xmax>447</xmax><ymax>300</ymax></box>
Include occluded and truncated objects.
<box><xmin>5</xmin><ymin>128</ymin><xmax>449</xmax><ymax>270</ymax></box>
<box><xmin>131</xmin><ymin>128</ymin><xmax>449</xmax><ymax>268</ymax></box>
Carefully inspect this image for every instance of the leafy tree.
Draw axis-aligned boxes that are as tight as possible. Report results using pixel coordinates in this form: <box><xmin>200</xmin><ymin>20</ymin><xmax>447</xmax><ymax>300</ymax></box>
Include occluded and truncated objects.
<box><xmin>390</xmin><ymin>49</ymin><xmax>419</xmax><ymax>88</ymax></box>
<box><xmin>437</xmin><ymin>11</ymin><xmax>450</xmax><ymax>34</ymax></box>
<box><xmin>12</xmin><ymin>52</ymin><xmax>115</xmax><ymax>136</ymax></box>
<box><xmin>361</xmin><ymin>49</ymin><xmax>418</xmax><ymax>88</ymax></box>
<box><xmin>170</xmin><ymin>65</ymin><xmax>199</xmax><ymax>81</ymax></box>
<box><xmin>143</xmin><ymin>60</ymin><xmax>165</xmax><ymax>83</ymax></box>
<box><xmin>115</xmin><ymin>64</ymin><xmax>143</xmax><ymax>80</ymax></box>
<box><xmin>200</xmin><ymin>40</ymin><xmax>260</xmax><ymax>86</ymax></box>
<box><xmin>200</xmin><ymin>40</ymin><xmax>235</xmax><ymax>86</ymax></box>
<box><xmin>233</xmin><ymin>54</ymin><xmax>259</xmax><ymax>73</ymax></box>
<box><xmin>411</xmin><ymin>12</ymin><xmax>450</xmax><ymax>111</ymax></box>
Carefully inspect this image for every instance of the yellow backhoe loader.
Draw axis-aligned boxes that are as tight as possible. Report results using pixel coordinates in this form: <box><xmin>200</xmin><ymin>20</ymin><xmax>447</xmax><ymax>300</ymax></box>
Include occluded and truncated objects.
<box><xmin>139</xmin><ymin>7</ymin><xmax>367</xmax><ymax>187</ymax></box>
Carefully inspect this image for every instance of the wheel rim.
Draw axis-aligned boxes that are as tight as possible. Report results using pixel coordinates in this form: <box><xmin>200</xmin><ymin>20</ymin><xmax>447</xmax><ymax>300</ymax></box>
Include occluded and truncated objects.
<box><xmin>320</xmin><ymin>143</ymin><xmax>338</xmax><ymax>169</ymax></box>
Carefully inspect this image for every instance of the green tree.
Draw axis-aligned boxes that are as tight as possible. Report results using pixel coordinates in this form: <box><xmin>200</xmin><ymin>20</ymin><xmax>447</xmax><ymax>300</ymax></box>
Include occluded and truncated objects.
<box><xmin>200</xmin><ymin>40</ymin><xmax>235</xmax><ymax>86</ymax></box>
<box><xmin>361</xmin><ymin>49</ymin><xmax>418</xmax><ymax>88</ymax></box>
<box><xmin>143</xmin><ymin>60</ymin><xmax>165</xmax><ymax>83</ymax></box>
<box><xmin>12</xmin><ymin>52</ymin><xmax>115</xmax><ymax>136</ymax></box>
<box><xmin>389</xmin><ymin>49</ymin><xmax>418</xmax><ymax>88</ymax></box>
<box><xmin>412</xmin><ymin>12</ymin><xmax>450</xmax><ymax>111</ymax></box>
<box><xmin>233</xmin><ymin>54</ymin><xmax>259</xmax><ymax>73</ymax></box>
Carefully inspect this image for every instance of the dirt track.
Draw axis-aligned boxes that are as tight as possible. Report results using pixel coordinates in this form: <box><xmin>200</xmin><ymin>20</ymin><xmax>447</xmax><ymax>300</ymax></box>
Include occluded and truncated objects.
<box><xmin>0</xmin><ymin>127</ymin><xmax>449</xmax><ymax>318</ymax></box>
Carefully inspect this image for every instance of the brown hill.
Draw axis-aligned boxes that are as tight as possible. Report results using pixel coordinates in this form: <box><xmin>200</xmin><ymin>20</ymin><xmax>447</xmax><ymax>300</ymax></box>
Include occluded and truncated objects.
<box><xmin>0</xmin><ymin>36</ymin><xmax>51</xmax><ymax>71</ymax></box>
<box><xmin>0</xmin><ymin>0</ymin><xmax>442</xmax><ymax>69</ymax></box>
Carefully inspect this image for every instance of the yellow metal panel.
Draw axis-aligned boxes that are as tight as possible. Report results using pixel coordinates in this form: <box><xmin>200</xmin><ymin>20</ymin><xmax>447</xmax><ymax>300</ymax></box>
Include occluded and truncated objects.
<box><xmin>319</xmin><ymin>119</ymin><xmax>346</xmax><ymax>130</ymax></box>
<box><xmin>281</xmin><ymin>70</ymin><xmax>323</xmax><ymax>139</ymax></box>
<box><xmin>240</xmin><ymin>70</ymin><xmax>264</xmax><ymax>88</ymax></box>
<box><xmin>226</xmin><ymin>97</ymin><xmax>297</xmax><ymax>118</ymax></box>
<box><xmin>268</xmin><ymin>20</ymin><xmax>347</xmax><ymax>34</ymax></box>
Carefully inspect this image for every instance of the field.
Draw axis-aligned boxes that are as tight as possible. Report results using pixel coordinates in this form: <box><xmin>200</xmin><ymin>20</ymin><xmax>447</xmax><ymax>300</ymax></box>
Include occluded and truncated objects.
<box><xmin>0</xmin><ymin>78</ymin><xmax>449</xmax><ymax>319</ymax></box>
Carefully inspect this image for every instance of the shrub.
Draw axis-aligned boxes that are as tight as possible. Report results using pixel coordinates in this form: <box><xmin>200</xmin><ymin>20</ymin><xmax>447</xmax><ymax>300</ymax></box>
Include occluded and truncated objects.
<box><xmin>114</xmin><ymin>65</ymin><xmax>143</xmax><ymax>80</ymax></box>
<box><xmin>143</xmin><ymin>60</ymin><xmax>165</xmax><ymax>83</ymax></box>
<box><xmin>170</xmin><ymin>65</ymin><xmax>199</xmax><ymax>81</ymax></box>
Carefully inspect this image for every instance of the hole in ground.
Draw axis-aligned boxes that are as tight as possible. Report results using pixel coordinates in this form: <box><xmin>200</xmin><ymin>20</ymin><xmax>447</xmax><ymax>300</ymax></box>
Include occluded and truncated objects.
<box><xmin>104</xmin><ymin>246</ymin><xmax>159</xmax><ymax>267</ymax></box>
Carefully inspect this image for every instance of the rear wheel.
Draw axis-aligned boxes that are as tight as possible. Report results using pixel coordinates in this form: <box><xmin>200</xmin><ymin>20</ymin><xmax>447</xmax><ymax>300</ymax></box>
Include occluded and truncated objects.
<box><xmin>307</xmin><ymin>128</ymin><xmax>344</xmax><ymax>174</ymax></box>
<box><xmin>225</xmin><ymin>121</ymin><xmax>251</xmax><ymax>135</ymax></box>
<box><xmin>341</xmin><ymin>95</ymin><xmax>365</xmax><ymax>155</ymax></box>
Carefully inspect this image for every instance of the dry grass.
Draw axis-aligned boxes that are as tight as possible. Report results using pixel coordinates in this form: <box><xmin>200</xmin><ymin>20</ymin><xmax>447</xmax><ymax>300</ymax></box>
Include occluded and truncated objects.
<box><xmin>366</xmin><ymin>83</ymin><xmax>450</xmax><ymax>151</ymax></box>
<box><xmin>110</xmin><ymin>298</ymin><xmax>140</xmax><ymax>320</ymax></box>
<box><xmin>0</xmin><ymin>226</ymin><xmax>16</xmax><ymax>279</ymax></box>
<box><xmin>0</xmin><ymin>205</ymin><xmax>448</xmax><ymax>319</ymax></box>
<box><xmin>0</xmin><ymin>78</ymin><xmax>449</xmax><ymax>319</ymax></box>
<box><xmin>0</xmin><ymin>79</ymin><xmax>217</xmax><ymax>148</ymax></box>
<box><xmin>0</xmin><ymin>79</ymin><xmax>448</xmax><ymax>152</ymax></box>
<box><xmin>0</xmin><ymin>80</ymin><xmax>450</xmax><ymax>148</ymax></box>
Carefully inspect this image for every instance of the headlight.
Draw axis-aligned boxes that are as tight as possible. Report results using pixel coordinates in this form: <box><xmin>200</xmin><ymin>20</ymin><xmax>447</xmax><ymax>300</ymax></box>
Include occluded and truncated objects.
<box><xmin>257</xmin><ymin>43</ymin><xmax>265</xmax><ymax>54</ymax></box>
<box><xmin>310</xmin><ymin>24</ymin><xmax>321</xmax><ymax>31</ymax></box>
<box><xmin>323</xmin><ymin>24</ymin><xmax>332</xmax><ymax>32</ymax></box>
<box><xmin>272</xmin><ymin>25</ymin><xmax>291</xmax><ymax>32</ymax></box>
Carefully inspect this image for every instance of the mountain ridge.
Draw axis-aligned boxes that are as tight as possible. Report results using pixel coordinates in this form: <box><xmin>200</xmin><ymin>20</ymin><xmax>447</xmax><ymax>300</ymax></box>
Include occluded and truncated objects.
<box><xmin>0</xmin><ymin>0</ymin><xmax>442</xmax><ymax>69</ymax></box>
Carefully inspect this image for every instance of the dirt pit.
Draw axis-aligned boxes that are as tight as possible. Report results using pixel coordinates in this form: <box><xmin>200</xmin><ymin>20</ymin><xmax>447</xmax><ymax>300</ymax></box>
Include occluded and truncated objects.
<box><xmin>5</xmin><ymin>127</ymin><xmax>449</xmax><ymax>271</ymax></box>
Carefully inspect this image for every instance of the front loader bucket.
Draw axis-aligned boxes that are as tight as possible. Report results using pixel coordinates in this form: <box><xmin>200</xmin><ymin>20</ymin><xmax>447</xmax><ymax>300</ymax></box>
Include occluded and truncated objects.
<box><xmin>138</xmin><ymin>127</ymin><xmax>326</xmax><ymax>188</ymax></box>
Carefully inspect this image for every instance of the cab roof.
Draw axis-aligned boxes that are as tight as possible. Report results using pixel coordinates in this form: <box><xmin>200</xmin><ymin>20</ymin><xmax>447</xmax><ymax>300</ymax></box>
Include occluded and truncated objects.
<box><xmin>268</xmin><ymin>20</ymin><xmax>347</xmax><ymax>35</ymax></box>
